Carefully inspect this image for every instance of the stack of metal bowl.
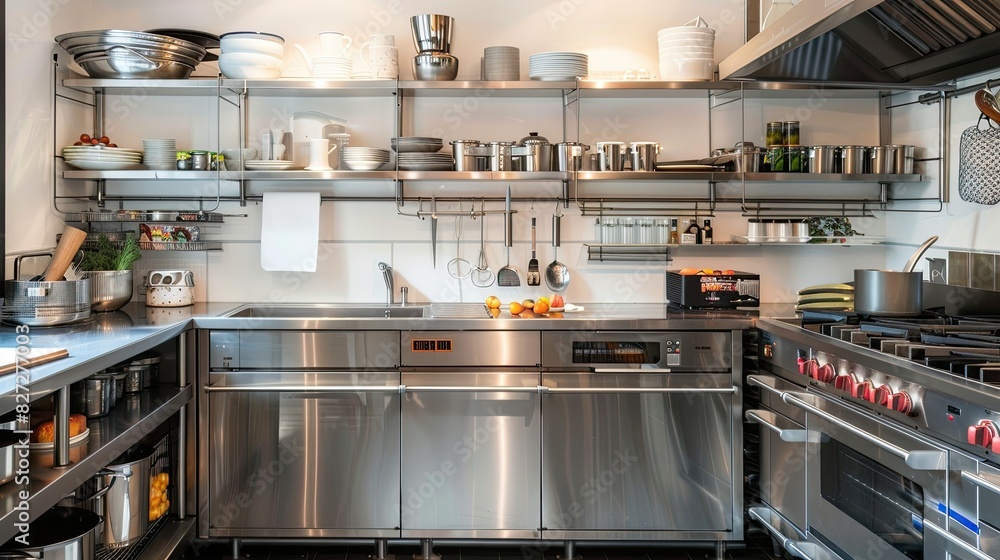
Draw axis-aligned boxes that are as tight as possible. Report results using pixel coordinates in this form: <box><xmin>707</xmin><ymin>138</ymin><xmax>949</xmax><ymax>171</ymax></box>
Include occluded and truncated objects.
<box><xmin>55</xmin><ymin>29</ymin><xmax>208</xmax><ymax>79</ymax></box>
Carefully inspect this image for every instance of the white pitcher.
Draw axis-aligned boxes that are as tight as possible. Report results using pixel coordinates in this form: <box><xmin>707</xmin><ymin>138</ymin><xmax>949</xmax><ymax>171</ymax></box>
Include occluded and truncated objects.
<box><xmin>319</xmin><ymin>31</ymin><xmax>352</xmax><ymax>57</ymax></box>
<box><xmin>290</xmin><ymin>111</ymin><xmax>347</xmax><ymax>169</ymax></box>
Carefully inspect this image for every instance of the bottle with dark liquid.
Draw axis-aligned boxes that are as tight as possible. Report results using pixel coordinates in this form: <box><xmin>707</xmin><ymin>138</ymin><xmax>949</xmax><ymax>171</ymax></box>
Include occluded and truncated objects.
<box><xmin>686</xmin><ymin>219</ymin><xmax>703</xmax><ymax>244</ymax></box>
<box><xmin>702</xmin><ymin>219</ymin><xmax>713</xmax><ymax>244</ymax></box>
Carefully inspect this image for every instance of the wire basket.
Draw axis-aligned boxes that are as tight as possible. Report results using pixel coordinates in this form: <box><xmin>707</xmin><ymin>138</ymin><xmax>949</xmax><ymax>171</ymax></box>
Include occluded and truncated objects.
<box><xmin>2</xmin><ymin>253</ymin><xmax>91</xmax><ymax>326</ymax></box>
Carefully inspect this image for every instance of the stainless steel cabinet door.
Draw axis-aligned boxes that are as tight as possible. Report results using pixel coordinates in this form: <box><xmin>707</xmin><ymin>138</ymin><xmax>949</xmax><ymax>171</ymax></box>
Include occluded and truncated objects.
<box><xmin>541</xmin><ymin>373</ymin><xmax>736</xmax><ymax>535</ymax></box>
<box><xmin>400</xmin><ymin>371</ymin><xmax>541</xmax><ymax>538</ymax></box>
<box><xmin>208</xmin><ymin>372</ymin><xmax>400</xmax><ymax>537</ymax></box>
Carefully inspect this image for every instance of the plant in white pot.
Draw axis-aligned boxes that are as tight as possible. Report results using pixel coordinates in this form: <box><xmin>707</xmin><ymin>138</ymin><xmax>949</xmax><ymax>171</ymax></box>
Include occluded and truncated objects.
<box><xmin>79</xmin><ymin>234</ymin><xmax>142</xmax><ymax>312</ymax></box>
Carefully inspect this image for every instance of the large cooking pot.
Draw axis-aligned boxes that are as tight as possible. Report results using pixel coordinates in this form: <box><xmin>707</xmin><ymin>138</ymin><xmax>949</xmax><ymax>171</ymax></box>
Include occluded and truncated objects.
<box><xmin>553</xmin><ymin>142</ymin><xmax>590</xmax><ymax>171</ymax></box>
<box><xmin>103</xmin><ymin>443</ymin><xmax>155</xmax><ymax>548</ymax></box>
<box><xmin>0</xmin><ymin>506</ymin><xmax>100</xmax><ymax>559</ymax></box>
<box><xmin>854</xmin><ymin>270</ymin><xmax>923</xmax><ymax>316</ymax></box>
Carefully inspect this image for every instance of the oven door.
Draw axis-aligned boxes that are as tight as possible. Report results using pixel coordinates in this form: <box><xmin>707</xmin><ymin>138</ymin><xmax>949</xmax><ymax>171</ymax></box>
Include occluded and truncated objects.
<box><xmin>784</xmin><ymin>389</ymin><xmax>949</xmax><ymax>560</ymax></box>
<box><xmin>938</xmin><ymin>455</ymin><xmax>1000</xmax><ymax>560</ymax></box>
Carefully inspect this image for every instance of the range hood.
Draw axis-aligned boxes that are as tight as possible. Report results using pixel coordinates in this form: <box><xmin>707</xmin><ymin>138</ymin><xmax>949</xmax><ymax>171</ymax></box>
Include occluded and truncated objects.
<box><xmin>720</xmin><ymin>0</ymin><xmax>1000</xmax><ymax>86</ymax></box>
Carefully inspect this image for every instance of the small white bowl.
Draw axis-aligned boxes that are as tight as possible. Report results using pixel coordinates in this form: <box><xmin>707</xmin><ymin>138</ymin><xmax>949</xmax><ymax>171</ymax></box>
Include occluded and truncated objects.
<box><xmin>221</xmin><ymin>32</ymin><xmax>285</xmax><ymax>57</ymax></box>
<box><xmin>219</xmin><ymin>53</ymin><xmax>284</xmax><ymax>79</ymax></box>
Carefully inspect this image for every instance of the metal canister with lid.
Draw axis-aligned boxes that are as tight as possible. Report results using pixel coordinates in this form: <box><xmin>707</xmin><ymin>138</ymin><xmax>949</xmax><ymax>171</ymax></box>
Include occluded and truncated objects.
<box><xmin>512</xmin><ymin>132</ymin><xmax>553</xmax><ymax>171</ymax></box>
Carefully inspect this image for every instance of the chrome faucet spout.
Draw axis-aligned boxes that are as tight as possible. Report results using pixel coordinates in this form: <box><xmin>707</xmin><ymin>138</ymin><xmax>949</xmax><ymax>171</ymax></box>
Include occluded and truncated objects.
<box><xmin>378</xmin><ymin>262</ymin><xmax>393</xmax><ymax>305</ymax></box>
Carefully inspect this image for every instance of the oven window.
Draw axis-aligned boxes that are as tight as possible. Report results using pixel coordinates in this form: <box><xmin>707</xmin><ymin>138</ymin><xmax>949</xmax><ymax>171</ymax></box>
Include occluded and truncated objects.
<box><xmin>821</xmin><ymin>438</ymin><xmax>924</xmax><ymax>560</ymax></box>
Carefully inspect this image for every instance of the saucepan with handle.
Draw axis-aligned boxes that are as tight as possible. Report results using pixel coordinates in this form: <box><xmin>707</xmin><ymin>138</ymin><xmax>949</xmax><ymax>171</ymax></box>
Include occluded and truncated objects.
<box><xmin>854</xmin><ymin>235</ymin><xmax>937</xmax><ymax>316</ymax></box>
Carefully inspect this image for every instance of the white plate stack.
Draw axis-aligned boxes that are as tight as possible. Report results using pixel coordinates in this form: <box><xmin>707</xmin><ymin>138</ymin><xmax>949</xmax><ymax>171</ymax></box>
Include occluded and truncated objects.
<box><xmin>528</xmin><ymin>52</ymin><xmax>588</xmax><ymax>81</ymax></box>
<box><xmin>341</xmin><ymin>147</ymin><xmax>391</xmax><ymax>171</ymax></box>
<box><xmin>244</xmin><ymin>159</ymin><xmax>296</xmax><ymax>171</ymax></box>
<box><xmin>142</xmin><ymin>139</ymin><xmax>176</xmax><ymax>170</ymax></box>
<box><xmin>62</xmin><ymin>145</ymin><xmax>143</xmax><ymax>171</ymax></box>
<box><xmin>313</xmin><ymin>56</ymin><xmax>352</xmax><ymax>79</ymax></box>
<box><xmin>482</xmin><ymin>46</ymin><xmax>519</xmax><ymax>81</ymax></box>
<box><xmin>658</xmin><ymin>18</ymin><xmax>716</xmax><ymax>81</ymax></box>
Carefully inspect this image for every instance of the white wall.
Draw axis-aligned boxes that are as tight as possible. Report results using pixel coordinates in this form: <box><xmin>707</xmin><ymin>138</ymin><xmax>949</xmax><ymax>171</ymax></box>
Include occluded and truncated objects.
<box><xmin>12</xmin><ymin>0</ymin><xmax>987</xmax><ymax>305</ymax></box>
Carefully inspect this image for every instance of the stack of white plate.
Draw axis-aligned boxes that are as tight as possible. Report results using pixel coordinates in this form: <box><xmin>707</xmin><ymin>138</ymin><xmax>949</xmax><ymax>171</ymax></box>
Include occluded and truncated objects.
<box><xmin>391</xmin><ymin>137</ymin><xmax>444</xmax><ymax>153</ymax></box>
<box><xmin>398</xmin><ymin>152</ymin><xmax>454</xmax><ymax>171</ymax></box>
<box><xmin>142</xmin><ymin>139</ymin><xmax>176</xmax><ymax>170</ymax></box>
<box><xmin>313</xmin><ymin>56</ymin><xmax>352</xmax><ymax>79</ymax></box>
<box><xmin>243</xmin><ymin>159</ymin><xmax>296</xmax><ymax>171</ymax></box>
<box><xmin>63</xmin><ymin>145</ymin><xmax>143</xmax><ymax>170</ymax></box>
<box><xmin>528</xmin><ymin>52</ymin><xmax>588</xmax><ymax>81</ymax></box>
<box><xmin>657</xmin><ymin>21</ymin><xmax>715</xmax><ymax>81</ymax></box>
<box><xmin>341</xmin><ymin>147</ymin><xmax>390</xmax><ymax>171</ymax></box>
<box><xmin>483</xmin><ymin>46</ymin><xmax>519</xmax><ymax>81</ymax></box>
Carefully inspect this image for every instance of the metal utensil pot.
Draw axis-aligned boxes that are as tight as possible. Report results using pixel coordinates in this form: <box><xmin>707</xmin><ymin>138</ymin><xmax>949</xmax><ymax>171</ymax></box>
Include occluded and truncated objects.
<box><xmin>512</xmin><ymin>132</ymin><xmax>552</xmax><ymax>171</ymax></box>
<box><xmin>854</xmin><ymin>269</ymin><xmax>923</xmax><ymax>316</ymax></box>
<box><xmin>2</xmin><ymin>253</ymin><xmax>91</xmax><ymax>327</ymax></box>
<box><xmin>629</xmin><ymin>141</ymin><xmax>660</xmax><ymax>171</ymax></box>
<box><xmin>0</xmin><ymin>506</ymin><xmax>101</xmax><ymax>560</ymax></box>
<box><xmin>102</xmin><ymin>443</ymin><xmax>155</xmax><ymax>548</ymax></box>
<box><xmin>554</xmin><ymin>142</ymin><xmax>590</xmax><ymax>171</ymax></box>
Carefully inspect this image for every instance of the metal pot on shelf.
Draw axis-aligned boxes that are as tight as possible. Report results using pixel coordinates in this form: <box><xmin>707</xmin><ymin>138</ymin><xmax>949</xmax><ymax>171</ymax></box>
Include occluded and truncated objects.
<box><xmin>553</xmin><ymin>141</ymin><xmax>590</xmax><ymax>171</ymax></box>
<box><xmin>102</xmin><ymin>443</ymin><xmax>156</xmax><ymax>548</ymax></box>
<box><xmin>0</xmin><ymin>506</ymin><xmax>101</xmax><ymax>560</ymax></box>
<box><xmin>512</xmin><ymin>132</ymin><xmax>553</xmax><ymax>171</ymax></box>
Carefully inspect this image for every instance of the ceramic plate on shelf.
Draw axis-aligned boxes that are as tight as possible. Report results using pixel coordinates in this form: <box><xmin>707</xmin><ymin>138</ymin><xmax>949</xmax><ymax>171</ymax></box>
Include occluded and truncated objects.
<box><xmin>245</xmin><ymin>160</ymin><xmax>296</xmax><ymax>170</ymax></box>
<box><xmin>65</xmin><ymin>160</ymin><xmax>145</xmax><ymax>171</ymax></box>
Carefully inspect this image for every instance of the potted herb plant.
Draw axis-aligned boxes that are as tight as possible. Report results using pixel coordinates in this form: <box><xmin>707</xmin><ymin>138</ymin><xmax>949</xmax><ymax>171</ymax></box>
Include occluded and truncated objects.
<box><xmin>80</xmin><ymin>234</ymin><xmax>142</xmax><ymax>311</ymax></box>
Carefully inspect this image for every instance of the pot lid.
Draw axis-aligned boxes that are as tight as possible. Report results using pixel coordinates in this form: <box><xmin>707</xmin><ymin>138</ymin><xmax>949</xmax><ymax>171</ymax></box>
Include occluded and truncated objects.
<box><xmin>518</xmin><ymin>132</ymin><xmax>550</xmax><ymax>146</ymax></box>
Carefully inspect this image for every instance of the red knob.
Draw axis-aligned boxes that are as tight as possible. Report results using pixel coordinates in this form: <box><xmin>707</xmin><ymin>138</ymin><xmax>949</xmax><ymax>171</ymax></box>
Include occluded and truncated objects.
<box><xmin>889</xmin><ymin>391</ymin><xmax>913</xmax><ymax>415</ymax></box>
<box><xmin>798</xmin><ymin>357</ymin><xmax>807</xmax><ymax>375</ymax></box>
<box><xmin>816</xmin><ymin>363</ymin><xmax>836</xmax><ymax>384</ymax></box>
<box><xmin>992</xmin><ymin>436</ymin><xmax>1000</xmax><ymax>454</ymax></box>
<box><xmin>834</xmin><ymin>374</ymin><xmax>857</xmax><ymax>394</ymax></box>
<box><xmin>805</xmin><ymin>359</ymin><xmax>819</xmax><ymax>379</ymax></box>
<box><xmin>968</xmin><ymin>420</ymin><xmax>999</xmax><ymax>447</ymax></box>
<box><xmin>875</xmin><ymin>385</ymin><xmax>892</xmax><ymax>407</ymax></box>
<box><xmin>854</xmin><ymin>380</ymin><xmax>876</xmax><ymax>403</ymax></box>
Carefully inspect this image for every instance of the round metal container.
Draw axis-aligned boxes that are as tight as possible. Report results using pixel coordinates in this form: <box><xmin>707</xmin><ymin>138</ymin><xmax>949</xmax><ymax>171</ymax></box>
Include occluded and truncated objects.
<box><xmin>595</xmin><ymin>141</ymin><xmax>627</xmax><ymax>171</ymax></box>
<box><xmin>554</xmin><ymin>142</ymin><xmax>590</xmax><ymax>171</ymax></box>
<box><xmin>839</xmin><ymin>146</ymin><xmax>869</xmax><ymax>174</ymax></box>
<box><xmin>871</xmin><ymin>145</ymin><xmax>898</xmax><ymax>174</ymax></box>
<box><xmin>0</xmin><ymin>506</ymin><xmax>100</xmax><ymax>560</ymax></box>
<box><xmin>86</xmin><ymin>270</ymin><xmax>133</xmax><ymax>312</ymax></box>
<box><xmin>103</xmin><ymin>444</ymin><xmax>155</xmax><ymax>548</ymax></box>
<box><xmin>808</xmin><ymin>145</ymin><xmax>839</xmax><ymax>173</ymax></box>
<box><xmin>515</xmin><ymin>133</ymin><xmax>553</xmax><ymax>171</ymax></box>
<box><xmin>891</xmin><ymin>144</ymin><xmax>915</xmax><ymax>174</ymax></box>
<box><xmin>2</xmin><ymin>278</ymin><xmax>91</xmax><ymax>327</ymax></box>
<box><xmin>854</xmin><ymin>269</ymin><xmax>923</xmax><ymax>316</ymax></box>
<box><xmin>451</xmin><ymin>140</ymin><xmax>485</xmax><ymax>171</ymax></box>
<box><xmin>71</xmin><ymin>375</ymin><xmax>114</xmax><ymax>417</ymax></box>
<box><xmin>629</xmin><ymin>142</ymin><xmax>660</xmax><ymax>171</ymax></box>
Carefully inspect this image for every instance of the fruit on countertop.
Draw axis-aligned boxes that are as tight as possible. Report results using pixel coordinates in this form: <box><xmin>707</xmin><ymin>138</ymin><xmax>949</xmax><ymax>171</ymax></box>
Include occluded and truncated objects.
<box><xmin>509</xmin><ymin>301</ymin><xmax>525</xmax><ymax>315</ymax></box>
<box><xmin>678</xmin><ymin>267</ymin><xmax>735</xmax><ymax>275</ymax></box>
<box><xmin>533</xmin><ymin>300</ymin><xmax>549</xmax><ymax>314</ymax></box>
<box><xmin>485</xmin><ymin>295</ymin><xmax>501</xmax><ymax>309</ymax></box>
<box><xmin>522</xmin><ymin>299</ymin><xmax>535</xmax><ymax>309</ymax></box>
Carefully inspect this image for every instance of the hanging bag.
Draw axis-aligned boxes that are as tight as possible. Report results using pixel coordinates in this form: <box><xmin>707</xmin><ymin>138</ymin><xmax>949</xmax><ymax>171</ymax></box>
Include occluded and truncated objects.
<box><xmin>958</xmin><ymin>112</ymin><xmax>1000</xmax><ymax>205</ymax></box>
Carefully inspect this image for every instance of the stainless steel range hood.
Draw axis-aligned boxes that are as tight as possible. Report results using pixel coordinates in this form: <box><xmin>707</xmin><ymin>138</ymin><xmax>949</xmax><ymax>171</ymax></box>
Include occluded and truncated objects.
<box><xmin>720</xmin><ymin>0</ymin><xmax>1000</xmax><ymax>86</ymax></box>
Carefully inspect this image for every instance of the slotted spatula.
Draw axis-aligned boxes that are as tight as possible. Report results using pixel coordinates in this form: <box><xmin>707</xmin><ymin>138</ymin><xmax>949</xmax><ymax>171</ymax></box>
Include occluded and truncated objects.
<box><xmin>497</xmin><ymin>186</ymin><xmax>520</xmax><ymax>286</ymax></box>
<box><xmin>526</xmin><ymin>217</ymin><xmax>540</xmax><ymax>286</ymax></box>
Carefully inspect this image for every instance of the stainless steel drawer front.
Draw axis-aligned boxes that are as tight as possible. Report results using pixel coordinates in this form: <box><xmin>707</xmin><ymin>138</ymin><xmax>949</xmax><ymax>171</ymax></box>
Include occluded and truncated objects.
<box><xmin>399</xmin><ymin>371</ymin><xmax>541</xmax><ymax>538</ymax></box>
<box><xmin>541</xmin><ymin>372</ymin><xmax>735</xmax><ymax>534</ymax></box>
<box><xmin>400</xmin><ymin>331</ymin><xmax>540</xmax><ymax>367</ymax></box>
<box><xmin>211</xmin><ymin>330</ymin><xmax>400</xmax><ymax>370</ymax></box>
<box><xmin>541</xmin><ymin>331</ymin><xmax>732</xmax><ymax>371</ymax></box>
<box><xmin>207</xmin><ymin>371</ymin><xmax>400</xmax><ymax>537</ymax></box>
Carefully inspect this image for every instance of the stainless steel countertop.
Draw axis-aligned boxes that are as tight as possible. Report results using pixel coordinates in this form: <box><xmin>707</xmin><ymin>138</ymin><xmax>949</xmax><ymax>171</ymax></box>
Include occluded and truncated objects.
<box><xmin>0</xmin><ymin>301</ymin><xmax>786</xmax><ymax>412</ymax></box>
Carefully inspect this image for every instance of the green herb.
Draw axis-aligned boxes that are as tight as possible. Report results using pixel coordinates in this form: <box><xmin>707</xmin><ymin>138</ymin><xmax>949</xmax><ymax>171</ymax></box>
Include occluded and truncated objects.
<box><xmin>80</xmin><ymin>234</ymin><xmax>142</xmax><ymax>271</ymax></box>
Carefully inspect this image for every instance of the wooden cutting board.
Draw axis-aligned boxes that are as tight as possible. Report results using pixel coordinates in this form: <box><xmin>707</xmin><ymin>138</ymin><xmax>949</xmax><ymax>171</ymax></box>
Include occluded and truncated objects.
<box><xmin>0</xmin><ymin>348</ymin><xmax>69</xmax><ymax>375</ymax></box>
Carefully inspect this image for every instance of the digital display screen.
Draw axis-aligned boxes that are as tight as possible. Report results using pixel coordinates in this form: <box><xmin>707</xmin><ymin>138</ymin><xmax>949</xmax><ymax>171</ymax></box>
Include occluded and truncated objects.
<box><xmin>571</xmin><ymin>341</ymin><xmax>661</xmax><ymax>364</ymax></box>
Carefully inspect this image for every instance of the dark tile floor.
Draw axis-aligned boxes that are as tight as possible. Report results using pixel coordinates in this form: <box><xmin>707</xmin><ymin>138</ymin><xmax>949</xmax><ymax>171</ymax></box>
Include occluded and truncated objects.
<box><xmin>181</xmin><ymin>532</ymin><xmax>783</xmax><ymax>560</ymax></box>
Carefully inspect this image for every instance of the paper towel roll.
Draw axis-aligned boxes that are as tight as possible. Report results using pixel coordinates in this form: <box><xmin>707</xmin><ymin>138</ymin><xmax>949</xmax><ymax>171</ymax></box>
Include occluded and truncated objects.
<box><xmin>261</xmin><ymin>192</ymin><xmax>321</xmax><ymax>272</ymax></box>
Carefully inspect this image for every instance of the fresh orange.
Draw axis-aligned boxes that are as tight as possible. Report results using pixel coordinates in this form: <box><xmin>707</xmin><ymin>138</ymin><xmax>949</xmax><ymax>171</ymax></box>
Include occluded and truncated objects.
<box><xmin>678</xmin><ymin>267</ymin><xmax>699</xmax><ymax>275</ymax></box>
<box><xmin>509</xmin><ymin>301</ymin><xmax>525</xmax><ymax>315</ymax></box>
<box><xmin>485</xmin><ymin>295</ymin><xmax>501</xmax><ymax>309</ymax></box>
<box><xmin>533</xmin><ymin>300</ymin><xmax>549</xmax><ymax>314</ymax></box>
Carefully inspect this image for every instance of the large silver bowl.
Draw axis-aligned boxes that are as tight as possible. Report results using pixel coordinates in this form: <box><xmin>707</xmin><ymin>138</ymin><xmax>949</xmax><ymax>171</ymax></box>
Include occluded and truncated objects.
<box><xmin>413</xmin><ymin>52</ymin><xmax>459</xmax><ymax>81</ymax></box>
<box><xmin>410</xmin><ymin>14</ymin><xmax>454</xmax><ymax>53</ymax></box>
<box><xmin>56</xmin><ymin>29</ymin><xmax>207</xmax><ymax>59</ymax></box>
<box><xmin>76</xmin><ymin>48</ymin><xmax>196</xmax><ymax>79</ymax></box>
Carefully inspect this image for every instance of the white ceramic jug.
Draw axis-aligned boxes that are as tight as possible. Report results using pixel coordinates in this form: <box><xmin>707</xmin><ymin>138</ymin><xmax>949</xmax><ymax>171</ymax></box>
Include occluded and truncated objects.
<box><xmin>290</xmin><ymin>111</ymin><xmax>347</xmax><ymax>169</ymax></box>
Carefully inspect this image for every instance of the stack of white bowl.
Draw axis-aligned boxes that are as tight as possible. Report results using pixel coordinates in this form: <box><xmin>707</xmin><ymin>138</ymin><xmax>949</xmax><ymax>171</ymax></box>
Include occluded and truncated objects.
<box><xmin>482</xmin><ymin>46</ymin><xmax>519</xmax><ymax>81</ymax></box>
<box><xmin>142</xmin><ymin>139</ymin><xmax>176</xmax><ymax>170</ymax></box>
<box><xmin>219</xmin><ymin>32</ymin><xmax>285</xmax><ymax>79</ymax></box>
<box><xmin>657</xmin><ymin>19</ymin><xmax>715</xmax><ymax>81</ymax></box>
<box><xmin>340</xmin><ymin>147</ymin><xmax>391</xmax><ymax>171</ymax></box>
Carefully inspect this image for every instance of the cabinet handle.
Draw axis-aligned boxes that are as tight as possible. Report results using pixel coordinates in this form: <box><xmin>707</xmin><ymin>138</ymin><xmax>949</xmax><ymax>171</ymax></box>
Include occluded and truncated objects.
<box><xmin>205</xmin><ymin>385</ymin><xmax>402</xmax><ymax>393</ymax></box>
<box><xmin>747</xmin><ymin>374</ymin><xmax>785</xmax><ymax>397</ymax></box>
<box><xmin>782</xmin><ymin>391</ymin><xmax>947</xmax><ymax>470</ymax></box>
<box><xmin>745</xmin><ymin>409</ymin><xmax>812</xmax><ymax>442</ymax></box>
<box><xmin>961</xmin><ymin>470</ymin><xmax>1000</xmax><ymax>495</ymax></box>
<box><xmin>545</xmin><ymin>386</ymin><xmax>737</xmax><ymax>394</ymax></box>
<box><xmin>402</xmin><ymin>385</ymin><xmax>542</xmax><ymax>393</ymax></box>
<box><xmin>924</xmin><ymin>521</ymin><xmax>997</xmax><ymax>560</ymax></box>
<box><xmin>592</xmin><ymin>368</ymin><xmax>673</xmax><ymax>373</ymax></box>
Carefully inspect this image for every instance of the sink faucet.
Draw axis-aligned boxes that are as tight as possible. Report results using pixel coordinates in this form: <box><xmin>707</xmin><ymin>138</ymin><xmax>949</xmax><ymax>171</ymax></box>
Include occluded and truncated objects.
<box><xmin>378</xmin><ymin>262</ymin><xmax>393</xmax><ymax>305</ymax></box>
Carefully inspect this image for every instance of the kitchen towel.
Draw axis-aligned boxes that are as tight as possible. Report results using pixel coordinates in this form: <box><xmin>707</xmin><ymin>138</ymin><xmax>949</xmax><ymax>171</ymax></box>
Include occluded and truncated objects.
<box><xmin>261</xmin><ymin>192</ymin><xmax>321</xmax><ymax>272</ymax></box>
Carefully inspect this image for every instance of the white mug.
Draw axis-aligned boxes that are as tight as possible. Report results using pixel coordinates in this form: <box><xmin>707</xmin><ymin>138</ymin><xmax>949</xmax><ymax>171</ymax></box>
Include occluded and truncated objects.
<box><xmin>362</xmin><ymin>45</ymin><xmax>399</xmax><ymax>79</ymax></box>
<box><xmin>306</xmin><ymin>138</ymin><xmax>338</xmax><ymax>170</ymax></box>
<box><xmin>319</xmin><ymin>31</ymin><xmax>352</xmax><ymax>57</ymax></box>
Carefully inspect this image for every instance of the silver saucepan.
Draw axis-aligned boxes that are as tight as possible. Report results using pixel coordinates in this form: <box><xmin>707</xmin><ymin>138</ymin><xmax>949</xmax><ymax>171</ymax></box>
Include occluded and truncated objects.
<box><xmin>854</xmin><ymin>236</ymin><xmax>938</xmax><ymax>316</ymax></box>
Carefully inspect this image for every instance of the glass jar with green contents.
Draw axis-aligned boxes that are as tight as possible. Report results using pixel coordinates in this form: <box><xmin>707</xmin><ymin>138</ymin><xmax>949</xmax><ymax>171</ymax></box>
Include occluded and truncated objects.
<box><xmin>782</xmin><ymin>121</ymin><xmax>800</xmax><ymax>146</ymax></box>
<box><xmin>766</xmin><ymin>122</ymin><xmax>783</xmax><ymax>147</ymax></box>
<box><xmin>767</xmin><ymin>146</ymin><xmax>786</xmax><ymax>171</ymax></box>
<box><xmin>786</xmin><ymin>146</ymin><xmax>806</xmax><ymax>172</ymax></box>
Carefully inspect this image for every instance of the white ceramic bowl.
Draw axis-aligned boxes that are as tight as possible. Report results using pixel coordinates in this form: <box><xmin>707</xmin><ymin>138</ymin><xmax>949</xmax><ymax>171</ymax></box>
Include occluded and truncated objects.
<box><xmin>220</xmin><ymin>32</ymin><xmax>284</xmax><ymax>51</ymax></box>
<box><xmin>660</xmin><ymin>46</ymin><xmax>715</xmax><ymax>54</ymax></box>
<box><xmin>221</xmin><ymin>147</ymin><xmax>259</xmax><ymax>170</ymax></box>
<box><xmin>659</xmin><ymin>57</ymin><xmax>714</xmax><ymax>81</ymax></box>
<box><xmin>222</xmin><ymin>41</ymin><xmax>284</xmax><ymax>58</ymax></box>
<box><xmin>658</xmin><ymin>37</ymin><xmax>715</xmax><ymax>48</ymax></box>
<box><xmin>219</xmin><ymin>53</ymin><xmax>284</xmax><ymax>79</ymax></box>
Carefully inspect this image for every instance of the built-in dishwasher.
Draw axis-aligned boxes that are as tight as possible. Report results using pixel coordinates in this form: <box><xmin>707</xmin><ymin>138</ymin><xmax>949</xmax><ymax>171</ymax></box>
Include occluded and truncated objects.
<box><xmin>199</xmin><ymin>330</ymin><xmax>401</xmax><ymax>538</ymax></box>
<box><xmin>399</xmin><ymin>330</ymin><xmax>541</xmax><ymax>539</ymax></box>
<box><xmin>539</xmin><ymin>331</ymin><xmax>742</xmax><ymax>543</ymax></box>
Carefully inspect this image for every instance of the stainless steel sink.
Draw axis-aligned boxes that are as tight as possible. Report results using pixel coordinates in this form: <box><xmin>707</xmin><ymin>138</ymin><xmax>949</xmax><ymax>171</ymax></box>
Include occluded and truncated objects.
<box><xmin>225</xmin><ymin>305</ymin><xmax>427</xmax><ymax>319</ymax></box>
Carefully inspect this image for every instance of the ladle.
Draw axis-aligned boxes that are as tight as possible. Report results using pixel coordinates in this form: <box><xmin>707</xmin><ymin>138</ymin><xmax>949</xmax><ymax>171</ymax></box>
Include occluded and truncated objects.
<box><xmin>902</xmin><ymin>235</ymin><xmax>938</xmax><ymax>273</ymax></box>
<box><xmin>545</xmin><ymin>211</ymin><xmax>570</xmax><ymax>291</ymax></box>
